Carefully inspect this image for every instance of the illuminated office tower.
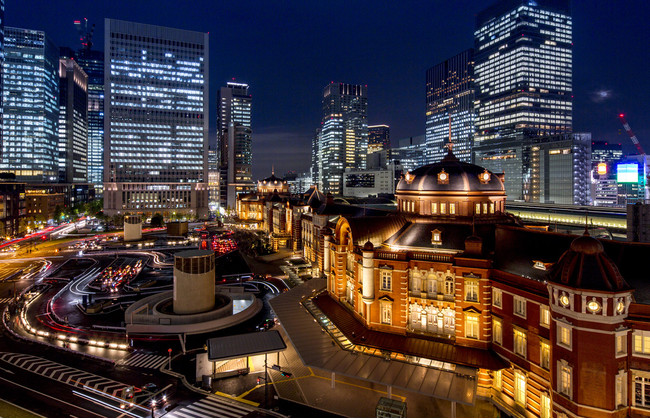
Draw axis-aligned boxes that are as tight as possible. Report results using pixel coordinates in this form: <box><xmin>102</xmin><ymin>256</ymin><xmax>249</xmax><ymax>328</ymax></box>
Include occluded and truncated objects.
<box><xmin>473</xmin><ymin>0</ymin><xmax>572</xmax><ymax>200</ymax></box>
<box><xmin>2</xmin><ymin>27</ymin><xmax>59</xmax><ymax>182</ymax></box>
<box><xmin>0</xmin><ymin>0</ymin><xmax>4</xmax><ymax>150</ymax></box>
<box><xmin>58</xmin><ymin>58</ymin><xmax>88</xmax><ymax>183</ymax></box>
<box><xmin>207</xmin><ymin>147</ymin><xmax>219</xmax><ymax>211</ymax></box>
<box><xmin>76</xmin><ymin>48</ymin><xmax>104</xmax><ymax>192</ymax></box>
<box><xmin>316</xmin><ymin>82</ymin><xmax>368</xmax><ymax>194</ymax></box>
<box><xmin>368</xmin><ymin>125</ymin><xmax>390</xmax><ymax>153</ymax></box>
<box><xmin>425</xmin><ymin>49</ymin><xmax>475</xmax><ymax>163</ymax></box>
<box><xmin>103</xmin><ymin>19</ymin><xmax>209</xmax><ymax>219</ymax></box>
<box><xmin>217</xmin><ymin>82</ymin><xmax>252</xmax><ymax>209</ymax></box>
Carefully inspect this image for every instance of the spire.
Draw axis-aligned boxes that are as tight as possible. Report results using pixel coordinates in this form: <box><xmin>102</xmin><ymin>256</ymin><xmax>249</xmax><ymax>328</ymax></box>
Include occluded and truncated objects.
<box><xmin>271</xmin><ymin>164</ymin><xmax>275</xmax><ymax>175</ymax></box>
<box><xmin>442</xmin><ymin>114</ymin><xmax>458</xmax><ymax>162</ymax></box>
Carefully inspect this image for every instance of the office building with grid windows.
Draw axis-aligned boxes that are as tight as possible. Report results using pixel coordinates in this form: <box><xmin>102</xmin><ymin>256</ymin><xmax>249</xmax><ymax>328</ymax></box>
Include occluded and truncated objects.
<box><xmin>217</xmin><ymin>82</ymin><xmax>253</xmax><ymax>209</ymax></box>
<box><xmin>315</xmin><ymin>82</ymin><xmax>368</xmax><ymax>195</ymax></box>
<box><xmin>425</xmin><ymin>49</ymin><xmax>475</xmax><ymax>164</ymax></box>
<box><xmin>58</xmin><ymin>57</ymin><xmax>88</xmax><ymax>183</ymax></box>
<box><xmin>2</xmin><ymin>27</ymin><xmax>59</xmax><ymax>183</ymax></box>
<box><xmin>103</xmin><ymin>19</ymin><xmax>209</xmax><ymax>219</ymax></box>
<box><xmin>473</xmin><ymin>0</ymin><xmax>572</xmax><ymax>201</ymax></box>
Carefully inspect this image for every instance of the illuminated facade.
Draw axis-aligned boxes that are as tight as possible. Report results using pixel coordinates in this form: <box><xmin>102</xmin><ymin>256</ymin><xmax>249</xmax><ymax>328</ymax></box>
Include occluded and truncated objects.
<box><xmin>316</xmin><ymin>82</ymin><xmax>368</xmax><ymax>195</ymax></box>
<box><xmin>103</xmin><ymin>19</ymin><xmax>209</xmax><ymax>219</ymax></box>
<box><xmin>2</xmin><ymin>27</ymin><xmax>59</xmax><ymax>182</ymax></box>
<box><xmin>217</xmin><ymin>82</ymin><xmax>253</xmax><ymax>209</ymax></box>
<box><xmin>58</xmin><ymin>58</ymin><xmax>88</xmax><ymax>183</ymax></box>
<box><xmin>473</xmin><ymin>0</ymin><xmax>572</xmax><ymax>201</ymax></box>
<box><xmin>368</xmin><ymin>124</ymin><xmax>390</xmax><ymax>153</ymax></box>
<box><xmin>207</xmin><ymin>148</ymin><xmax>219</xmax><ymax>211</ymax></box>
<box><xmin>530</xmin><ymin>133</ymin><xmax>591</xmax><ymax>205</ymax></box>
<box><xmin>0</xmin><ymin>0</ymin><xmax>4</xmax><ymax>151</ymax></box>
<box><xmin>390</xmin><ymin>135</ymin><xmax>427</xmax><ymax>172</ymax></box>
<box><xmin>76</xmin><ymin>48</ymin><xmax>104</xmax><ymax>192</ymax></box>
<box><xmin>425</xmin><ymin>49</ymin><xmax>475</xmax><ymax>163</ymax></box>
<box><xmin>590</xmin><ymin>141</ymin><xmax>623</xmax><ymax>207</ymax></box>
<box><xmin>316</xmin><ymin>148</ymin><xmax>650</xmax><ymax>418</ymax></box>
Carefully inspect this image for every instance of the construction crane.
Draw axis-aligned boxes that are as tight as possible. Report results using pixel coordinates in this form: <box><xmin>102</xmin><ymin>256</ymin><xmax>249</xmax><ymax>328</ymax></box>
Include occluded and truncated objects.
<box><xmin>74</xmin><ymin>18</ymin><xmax>95</xmax><ymax>51</ymax></box>
<box><xmin>619</xmin><ymin>113</ymin><xmax>646</xmax><ymax>156</ymax></box>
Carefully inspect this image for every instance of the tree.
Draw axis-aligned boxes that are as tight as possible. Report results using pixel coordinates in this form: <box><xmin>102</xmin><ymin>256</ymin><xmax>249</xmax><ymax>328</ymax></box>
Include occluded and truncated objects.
<box><xmin>151</xmin><ymin>213</ymin><xmax>164</xmax><ymax>227</ymax></box>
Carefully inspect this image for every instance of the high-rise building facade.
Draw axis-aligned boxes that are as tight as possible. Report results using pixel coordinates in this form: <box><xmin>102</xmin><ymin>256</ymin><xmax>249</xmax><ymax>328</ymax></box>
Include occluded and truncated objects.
<box><xmin>217</xmin><ymin>82</ymin><xmax>253</xmax><ymax>209</ymax></box>
<box><xmin>2</xmin><ymin>27</ymin><xmax>59</xmax><ymax>182</ymax></box>
<box><xmin>368</xmin><ymin>124</ymin><xmax>390</xmax><ymax>154</ymax></box>
<box><xmin>58</xmin><ymin>58</ymin><xmax>88</xmax><ymax>183</ymax></box>
<box><xmin>316</xmin><ymin>82</ymin><xmax>368</xmax><ymax>194</ymax></box>
<box><xmin>530</xmin><ymin>133</ymin><xmax>591</xmax><ymax>205</ymax></box>
<box><xmin>0</xmin><ymin>0</ymin><xmax>5</xmax><ymax>151</ymax></box>
<box><xmin>473</xmin><ymin>0</ymin><xmax>572</xmax><ymax>200</ymax></box>
<box><xmin>590</xmin><ymin>141</ymin><xmax>623</xmax><ymax>207</ymax></box>
<box><xmin>425</xmin><ymin>49</ymin><xmax>475</xmax><ymax>164</ymax></box>
<box><xmin>76</xmin><ymin>48</ymin><xmax>104</xmax><ymax>192</ymax></box>
<box><xmin>103</xmin><ymin>19</ymin><xmax>209</xmax><ymax>219</ymax></box>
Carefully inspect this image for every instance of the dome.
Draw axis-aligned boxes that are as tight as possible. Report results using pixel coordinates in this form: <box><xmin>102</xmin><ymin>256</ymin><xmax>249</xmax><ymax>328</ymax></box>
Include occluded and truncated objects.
<box><xmin>396</xmin><ymin>150</ymin><xmax>504</xmax><ymax>194</ymax></box>
<box><xmin>259</xmin><ymin>173</ymin><xmax>286</xmax><ymax>185</ymax></box>
<box><xmin>362</xmin><ymin>240</ymin><xmax>374</xmax><ymax>251</ymax></box>
<box><xmin>548</xmin><ymin>233</ymin><xmax>630</xmax><ymax>292</ymax></box>
<box><xmin>569</xmin><ymin>234</ymin><xmax>604</xmax><ymax>255</ymax></box>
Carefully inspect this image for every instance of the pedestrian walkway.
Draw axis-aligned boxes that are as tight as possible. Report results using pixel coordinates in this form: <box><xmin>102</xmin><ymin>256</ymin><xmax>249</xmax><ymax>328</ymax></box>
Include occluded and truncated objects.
<box><xmin>0</xmin><ymin>352</ymin><xmax>131</xmax><ymax>397</ymax></box>
<box><xmin>0</xmin><ymin>298</ymin><xmax>13</xmax><ymax>305</ymax></box>
<box><xmin>163</xmin><ymin>395</ymin><xmax>255</xmax><ymax>418</ymax></box>
<box><xmin>117</xmin><ymin>351</ymin><xmax>167</xmax><ymax>370</ymax></box>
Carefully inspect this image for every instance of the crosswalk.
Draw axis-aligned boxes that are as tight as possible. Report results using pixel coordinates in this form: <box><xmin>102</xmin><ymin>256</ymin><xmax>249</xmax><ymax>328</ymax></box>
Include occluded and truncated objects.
<box><xmin>117</xmin><ymin>352</ymin><xmax>168</xmax><ymax>370</ymax></box>
<box><xmin>0</xmin><ymin>352</ymin><xmax>131</xmax><ymax>397</ymax></box>
<box><xmin>164</xmin><ymin>396</ymin><xmax>255</xmax><ymax>418</ymax></box>
<box><xmin>0</xmin><ymin>297</ymin><xmax>14</xmax><ymax>304</ymax></box>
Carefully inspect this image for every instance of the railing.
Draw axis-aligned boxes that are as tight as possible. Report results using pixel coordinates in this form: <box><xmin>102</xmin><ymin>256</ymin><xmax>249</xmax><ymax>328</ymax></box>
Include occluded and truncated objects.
<box><xmin>409</xmin><ymin>252</ymin><xmax>452</xmax><ymax>262</ymax></box>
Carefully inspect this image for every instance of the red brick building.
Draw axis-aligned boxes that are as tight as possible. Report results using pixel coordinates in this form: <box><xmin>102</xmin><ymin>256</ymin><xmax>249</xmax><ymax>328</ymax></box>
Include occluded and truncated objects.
<box><xmin>321</xmin><ymin>149</ymin><xmax>650</xmax><ymax>417</ymax></box>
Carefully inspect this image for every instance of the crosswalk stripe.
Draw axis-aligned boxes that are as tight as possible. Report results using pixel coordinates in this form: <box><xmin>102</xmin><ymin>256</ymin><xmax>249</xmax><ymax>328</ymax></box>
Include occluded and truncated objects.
<box><xmin>201</xmin><ymin>397</ymin><xmax>254</xmax><ymax>414</ymax></box>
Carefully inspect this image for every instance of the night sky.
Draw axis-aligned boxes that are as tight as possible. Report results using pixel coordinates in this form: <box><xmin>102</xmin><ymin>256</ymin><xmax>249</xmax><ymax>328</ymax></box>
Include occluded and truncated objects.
<box><xmin>7</xmin><ymin>0</ymin><xmax>650</xmax><ymax>179</ymax></box>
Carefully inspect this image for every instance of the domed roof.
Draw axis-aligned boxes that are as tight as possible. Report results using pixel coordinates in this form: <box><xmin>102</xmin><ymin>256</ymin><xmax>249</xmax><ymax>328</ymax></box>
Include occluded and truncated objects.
<box><xmin>259</xmin><ymin>173</ymin><xmax>286</xmax><ymax>185</ymax></box>
<box><xmin>548</xmin><ymin>233</ymin><xmax>630</xmax><ymax>292</ymax></box>
<box><xmin>396</xmin><ymin>150</ymin><xmax>504</xmax><ymax>193</ymax></box>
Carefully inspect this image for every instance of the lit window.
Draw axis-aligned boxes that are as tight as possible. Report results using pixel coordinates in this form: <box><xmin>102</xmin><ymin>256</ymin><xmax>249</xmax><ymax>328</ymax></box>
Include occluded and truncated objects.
<box><xmin>558</xmin><ymin>323</ymin><xmax>572</xmax><ymax>349</ymax></box>
<box><xmin>616</xmin><ymin>371</ymin><xmax>626</xmax><ymax>407</ymax></box>
<box><xmin>381</xmin><ymin>302</ymin><xmax>392</xmax><ymax>325</ymax></box>
<box><xmin>540</xmin><ymin>305</ymin><xmax>550</xmax><ymax>328</ymax></box>
<box><xmin>514</xmin><ymin>328</ymin><xmax>527</xmax><ymax>358</ymax></box>
<box><xmin>558</xmin><ymin>361</ymin><xmax>572</xmax><ymax>399</ymax></box>
<box><xmin>541</xmin><ymin>393</ymin><xmax>551</xmax><ymax>418</ymax></box>
<box><xmin>540</xmin><ymin>340</ymin><xmax>550</xmax><ymax>370</ymax></box>
<box><xmin>489</xmin><ymin>202</ymin><xmax>495</xmax><ymax>214</ymax></box>
<box><xmin>514</xmin><ymin>296</ymin><xmax>526</xmax><ymax>318</ymax></box>
<box><xmin>440</xmin><ymin>202</ymin><xmax>447</xmax><ymax>214</ymax></box>
<box><xmin>633</xmin><ymin>331</ymin><xmax>650</xmax><ymax>355</ymax></box>
<box><xmin>493</xmin><ymin>288</ymin><xmax>502</xmax><ymax>308</ymax></box>
<box><xmin>634</xmin><ymin>374</ymin><xmax>650</xmax><ymax>407</ymax></box>
<box><xmin>431</xmin><ymin>229</ymin><xmax>442</xmax><ymax>245</ymax></box>
<box><xmin>514</xmin><ymin>370</ymin><xmax>526</xmax><ymax>406</ymax></box>
<box><xmin>449</xmin><ymin>203</ymin><xmax>456</xmax><ymax>215</ymax></box>
<box><xmin>493</xmin><ymin>369</ymin><xmax>502</xmax><ymax>390</ymax></box>
<box><xmin>616</xmin><ymin>333</ymin><xmax>627</xmax><ymax>356</ymax></box>
<box><xmin>475</xmin><ymin>203</ymin><xmax>481</xmax><ymax>214</ymax></box>
<box><xmin>465</xmin><ymin>313</ymin><xmax>479</xmax><ymax>339</ymax></box>
<box><xmin>431</xmin><ymin>202</ymin><xmax>438</xmax><ymax>214</ymax></box>
<box><xmin>483</xmin><ymin>203</ymin><xmax>488</xmax><ymax>214</ymax></box>
<box><xmin>465</xmin><ymin>279</ymin><xmax>479</xmax><ymax>302</ymax></box>
<box><xmin>493</xmin><ymin>317</ymin><xmax>502</xmax><ymax>345</ymax></box>
<box><xmin>380</xmin><ymin>270</ymin><xmax>392</xmax><ymax>291</ymax></box>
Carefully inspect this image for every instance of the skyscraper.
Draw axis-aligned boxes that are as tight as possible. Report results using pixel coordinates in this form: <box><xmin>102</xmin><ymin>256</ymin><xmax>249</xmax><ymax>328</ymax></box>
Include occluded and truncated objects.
<box><xmin>0</xmin><ymin>0</ymin><xmax>5</xmax><ymax>151</ymax></box>
<box><xmin>103</xmin><ymin>19</ymin><xmax>209</xmax><ymax>219</ymax></box>
<box><xmin>217</xmin><ymin>81</ymin><xmax>253</xmax><ymax>209</ymax></box>
<box><xmin>473</xmin><ymin>0</ymin><xmax>572</xmax><ymax>200</ymax></box>
<box><xmin>316</xmin><ymin>82</ymin><xmax>368</xmax><ymax>194</ymax></box>
<box><xmin>425</xmin><ymin>49</ymin><xmax>475</xmax><ymax>163</ymax></box>
<box><xmin>368</xmin><ymin>124</ymin><xmax>390</xmax><ymax>153</ymax></box>
<box><xmin>58</xmin><ymin>57</ymin><xmax>88</xmax><ymax>183</ymax></box>
<box><xmin>76</xmin><ymin>48</ymin><xmax>104</xmax><ymax>192</ymax></box>
<box><xmin>2</xmin><ymin>27</ymin><xmax>59</xmax><ymax>182</ymax></box>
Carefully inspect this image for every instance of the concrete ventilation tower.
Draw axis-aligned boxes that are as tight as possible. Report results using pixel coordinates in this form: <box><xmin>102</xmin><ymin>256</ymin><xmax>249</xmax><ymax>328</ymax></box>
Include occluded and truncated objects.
<box><xmin>123</xmin><ymin>215</ymin><xmax>142</xmax><ymax>241</ymax></box>
<box><xmin>173</xmin><ymin>249</ymin><xmax>215</xmax><ymax>315</ymax></box>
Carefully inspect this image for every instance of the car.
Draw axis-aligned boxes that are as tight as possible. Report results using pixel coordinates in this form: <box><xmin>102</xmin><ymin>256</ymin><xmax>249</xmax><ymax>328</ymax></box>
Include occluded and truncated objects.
<box><xmin>143</xmin><ymin>382</ymin><xmax>158</xmax><ymax>392</ymax></box>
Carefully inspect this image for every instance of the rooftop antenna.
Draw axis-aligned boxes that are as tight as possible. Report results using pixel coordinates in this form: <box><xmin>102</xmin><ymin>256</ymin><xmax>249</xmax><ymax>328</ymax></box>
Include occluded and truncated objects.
<box><xmin>271</xmin><ymin>164</ymin><xmax>274</xmax><ymax>175</ymax></box>
<box><xmin>74</xmin><ymin>18</ymin><xmax>95</xmax><ymax>51</ymax></box>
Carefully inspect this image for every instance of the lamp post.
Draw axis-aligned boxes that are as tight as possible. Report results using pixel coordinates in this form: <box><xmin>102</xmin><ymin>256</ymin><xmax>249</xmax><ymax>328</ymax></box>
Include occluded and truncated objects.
<box><xmin>168</xmin><ymin>348</ymin><xmax>172</xmax><ymax>370</ymax></box>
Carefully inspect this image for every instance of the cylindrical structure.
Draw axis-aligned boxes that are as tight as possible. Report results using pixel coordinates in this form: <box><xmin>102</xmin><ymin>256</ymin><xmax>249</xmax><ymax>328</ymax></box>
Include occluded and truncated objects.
<box><xmin>362</xmin><ymin>243</ymin><xmax>374</xmax><ymax>305</ymax></box>
<box><xmin>173</xmin><ymin>249</ymin><xmax>215</xmax><ymax>315</ymax></box>
<box><xmin>124</xmin><ymin>215</ymin><xmax>142</xmax><ymax>241</ymax></box>
<box><xmin>323</xmin><ymin>235</ymin><xmax>331</xmax><ymax>275</ymax></box>
<box><xmin>167</xmin><ymin>221</ymin><xmax>189</xmax><ymax>237</ymax></box>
